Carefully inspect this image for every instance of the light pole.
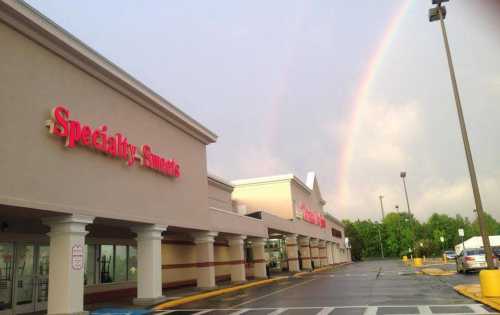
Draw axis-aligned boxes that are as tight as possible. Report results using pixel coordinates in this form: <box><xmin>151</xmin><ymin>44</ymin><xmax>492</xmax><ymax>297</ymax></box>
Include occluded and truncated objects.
<box><xmin>429</xmin><ymin>0</ymin><xmax>494</xmax><ymax>269</ymax></box>
<box><xmin>400</xmin><ymin>172</ymin><xmax>412</xmax><ymax>216</ymax></box>
<box><xmin>376</xmin><ymin>221</ymin><xmax>385</xmax><ymax>259</ymax></box>
<box><xmin>400</xmin><ymin>171</ymin><xmax>415</xmax><ymax>258</ymax></box>
<box><xmin>379</xmin><ymin>195</ymin><xmax>385</xmax><ymax>220</ymax></box>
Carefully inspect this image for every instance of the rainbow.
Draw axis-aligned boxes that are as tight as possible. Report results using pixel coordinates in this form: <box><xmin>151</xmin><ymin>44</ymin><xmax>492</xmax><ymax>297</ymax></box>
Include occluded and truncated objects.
<box><xmin>335</xmin><ymin>0</ymin><xmax>413</xmax><ymax>209</ymax></box>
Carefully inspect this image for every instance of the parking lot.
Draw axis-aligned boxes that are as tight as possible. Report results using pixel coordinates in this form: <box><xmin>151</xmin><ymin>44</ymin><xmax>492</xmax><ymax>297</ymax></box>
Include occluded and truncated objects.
<box><xmin>154</xmin><ymin>260</ymin><xmax>498</xmax><ymax>315</ymax></box>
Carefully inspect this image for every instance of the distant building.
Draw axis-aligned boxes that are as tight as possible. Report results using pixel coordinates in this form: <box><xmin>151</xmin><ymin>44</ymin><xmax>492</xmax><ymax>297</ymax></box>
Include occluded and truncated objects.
<box><xmin>455</xmin><ymin>236</ymin><xmax>500</xmax><ymax>253</ymax></box>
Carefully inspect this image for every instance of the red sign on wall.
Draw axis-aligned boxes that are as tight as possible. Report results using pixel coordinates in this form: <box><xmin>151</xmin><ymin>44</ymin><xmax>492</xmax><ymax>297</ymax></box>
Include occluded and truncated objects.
<box><xmin>298</xmin><ymin>203</ymin><xmax>326</xmax><ymax>228</ymax></box>
<box><xmin>47</xmin><ymin>106</ymin><xmax>180</xmax><ymax>178</ymax></box>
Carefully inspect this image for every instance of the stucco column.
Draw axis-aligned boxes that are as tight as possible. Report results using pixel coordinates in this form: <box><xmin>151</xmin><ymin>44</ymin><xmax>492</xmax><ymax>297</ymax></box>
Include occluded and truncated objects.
<box><xmin>333</xmin><ymin>243</ymin><xmax>339</xmax><ymax>264</ymax></box>
<box><xmin>250</xmin><ymin>238</ymin><xmax>267</xmax><ymax>279</ymax></box>
<box><xmin>132</xmin><ymin>224</ymin><xmax>167</xmax><ymax>305</ymax></box>
<box><xmin>298</xmin><ymin>236</ymin><xmax>312</xmax><ymax>271</ymax></box>
<box><xmin>227</xmin><ymin>235</ymin><xmax>247</xmax><ymax>283</ymax></box>
<box><xmin>192</xmin><ymin>231</ymin><xmax>218</xmax><ymax>288</ymax></box>
<box><xmin>285</xmin><ymin>234</ymin><xmax>300</xmax><ymax>272</ymax></box>
<box><xmin>319</xmin><ymin>240</ymin><xmax>328</xmax><ymax>266</ymax></box>
<box><xmin>310</xmin><ymin>238</ymin><xmax>320</xmax><ymax>269</ymax></box>
<box><xmin>43</xmin><ymin>214</ymin><xmax>94</xmax><ymax>315</ymax></box>
<box><xmin>326</xmin><ymin>241</ymin><xmax>334</xmax><ymax>265</ymax></box>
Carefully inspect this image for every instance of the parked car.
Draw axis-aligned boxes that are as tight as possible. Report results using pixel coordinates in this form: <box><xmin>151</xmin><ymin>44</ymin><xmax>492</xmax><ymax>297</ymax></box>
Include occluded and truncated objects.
<box><xmin>493</xmin><ymin>247</ymin><xmax>500</xmax><ymax>259</ymax></box>
<box><xmin>443</xmin><ymin>250</ymin><xmax>457</xmax><ymax>260</ymax></box>
<box><xmin>456</xmin><ymin>248</ymin><xmax>487</xmax><ymax>273</ymax></box>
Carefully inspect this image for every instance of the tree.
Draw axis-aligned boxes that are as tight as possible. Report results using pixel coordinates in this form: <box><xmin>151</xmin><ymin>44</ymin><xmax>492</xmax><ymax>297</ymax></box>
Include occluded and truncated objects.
<box><xmin>342</xmin><ymin>220</ymin><xmax>363</xmax><ymax>261</ymax></box>
<box><xmin>471</xmin><ymin>212</ymin><xmax>500</xmax><ymax>236</ymax></box>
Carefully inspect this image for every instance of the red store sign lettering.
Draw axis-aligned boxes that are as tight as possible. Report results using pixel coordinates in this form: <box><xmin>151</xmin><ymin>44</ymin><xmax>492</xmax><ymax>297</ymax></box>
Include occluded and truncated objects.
<box><xmin>47</xmin><ymin>106</ymin><xmax>180</xmax><ymax>178</ymax></box>
<box><xmin>299</xmin><ymin>203</ymin><xmax>326</xmax><ymax>228</ymax></box>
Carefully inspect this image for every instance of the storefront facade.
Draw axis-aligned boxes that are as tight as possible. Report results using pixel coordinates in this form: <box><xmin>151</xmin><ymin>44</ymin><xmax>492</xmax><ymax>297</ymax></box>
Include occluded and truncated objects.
<box><xmin>0</xmin><ymin>2</ymin><xmax>267</xmax><ymax>314</ymax></box>
<box><xmin>232</xmin><ymin>172</ymin><xmax>351</xmax><ymax>272</ymax></box>
<box><xmin>0</xmin><ymin>2</ymin><xmax>348</xmax><ymax>314</ymax></box>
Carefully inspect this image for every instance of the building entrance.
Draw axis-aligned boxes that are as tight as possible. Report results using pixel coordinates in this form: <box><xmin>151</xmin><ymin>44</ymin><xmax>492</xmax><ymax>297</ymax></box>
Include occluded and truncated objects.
<box><xmin>0</xmin><ymin>242</ymin><xmax>49</xmax><ymax>315</ymax></box>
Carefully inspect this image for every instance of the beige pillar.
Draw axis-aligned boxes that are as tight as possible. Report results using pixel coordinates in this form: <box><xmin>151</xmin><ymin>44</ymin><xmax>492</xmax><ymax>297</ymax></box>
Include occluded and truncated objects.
<box><xmin>227</xmin><ymin>235</ymin><xmax>247</xmax><ymax>283</ymax></box>
<box><xmin>310</xmin><ymin>238</ymin><xmax>320</xmax><ymax>269</ymax></box>
<box><xmin>285</xmin><ymin>234</ymin><xmax>300</xmax><ymax>272</ymax></box>
<box><xmin>333</xmin><ymin>243</ymin><xmax>339</xmax><ymax>264</ymax></box>
<box><xmin>326</xmin><ymin>241</ymin><xmax>334</xmax><ymax>265</ymax></box>
<box><xmin>43</xmin><ymin>214</ymin><xmax>94</xmax><ymax>315</ymax></box>
<box><xmin>298</xmin><ymin>236</ymin><xmax>312</xmax><ymax>270</ymax></box>
<box><xmin>192</xmin><ymin>231</ymin><xmax>218</xmax><ymax>289</ymax></box>
<box><xmin>319</xmin><ymin>240</ymin><xmax>328</xmax><ymax>266</ymax></box>
<box><xmin>250</xmin><ymin>238</ymin><xmax>267</xmax><ymax>279</ymax></box>
<box><xmin>132</xmin><ymin>224</ymin><xmax>167</xmax><ymax>305</ymax></box>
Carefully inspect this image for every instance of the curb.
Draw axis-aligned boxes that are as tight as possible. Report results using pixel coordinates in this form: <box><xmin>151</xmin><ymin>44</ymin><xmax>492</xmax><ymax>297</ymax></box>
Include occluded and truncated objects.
<box><xmin>421</xmin><ymin>268</ymin><xmax>456</xmax><ymax>276</ymax></box>
<box><xmin>154</xmin><ymin>263</ymin><xmax>350</xmax><ymax>310</ymax></box>
<box><xmin>153</xmin><ymin>276</ymin><xmax>287</xmax><ymax>310</ymax></box>
<box><xmin>454</xmin><ymin>284</ymin><xmax>500</xmax><ymax>312</ymax></box>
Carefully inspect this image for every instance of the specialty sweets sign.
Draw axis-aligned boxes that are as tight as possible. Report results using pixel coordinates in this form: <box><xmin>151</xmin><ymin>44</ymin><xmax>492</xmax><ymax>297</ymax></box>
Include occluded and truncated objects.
<box><xmin>47</xmin><ymin>106</ymin><xmax>180</xmax><ymax>178</ymax></box>
<box><xmin>297</xmin><ymin>203</ymin><xmax>326</xmax><ymax>228</ymax></box>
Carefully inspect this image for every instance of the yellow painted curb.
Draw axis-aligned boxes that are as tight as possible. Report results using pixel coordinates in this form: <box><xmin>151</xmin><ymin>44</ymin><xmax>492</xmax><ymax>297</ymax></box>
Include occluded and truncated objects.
<box><xmin>153</xmin><ymin>276</ymin><xmax>287</xmax><ymax>310</ymax></box>
<box><xmin>421</xmin><ymin>268</ymin><xmax>456</xmax><ymax>276</ymax></box>
<box><xmin>455</xmin><ymin>284</ymin><xmax>500</xmax><ymax>312</ymax></box>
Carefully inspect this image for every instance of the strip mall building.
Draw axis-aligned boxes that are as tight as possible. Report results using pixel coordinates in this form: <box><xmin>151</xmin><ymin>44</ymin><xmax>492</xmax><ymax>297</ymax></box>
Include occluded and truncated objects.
<box><xmin>0</xmin><ymin>1</ymin><xmax>350</xmax><ymax>314</ymax></box>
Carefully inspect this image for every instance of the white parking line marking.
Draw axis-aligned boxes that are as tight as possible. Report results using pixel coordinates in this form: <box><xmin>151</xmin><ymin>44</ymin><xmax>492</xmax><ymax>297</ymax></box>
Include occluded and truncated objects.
<box><xmin>363</xmin><ymin>306</ymin><xmax>377</xmax><ymax>315</ymax></box>
<box><xmin>315</xmin><ymin>307</ymin><xmax>335</xmax><ymax>315</ymax></box>
<box><xmin>417</xmin><ymin>305</ymin><xmax>432</xmax><ymax>314</ymax></box>
<box><xmin>468</xmin><ymin>303</ymin><xmax>488</xmax><ymax>313</ymax></box>
<box><xmin>159</xmin><ymin>304</ymin><xmax>496</xmax><ymax>314</ymax></box>
<box><xmin>267</xmin><ymin>308</ymin><xmax>287</xmax><ymax>315</ymax></box>
<box><xmin>228</xmin><ymin>309</ymin><xmax>250</xmax><ymax>315</ymax></box>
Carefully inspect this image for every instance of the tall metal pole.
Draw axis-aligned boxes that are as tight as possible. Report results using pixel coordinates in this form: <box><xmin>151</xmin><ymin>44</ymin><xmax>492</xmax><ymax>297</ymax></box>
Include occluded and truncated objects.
<box><xmin>400</xmin><ymin>172</ymin><xmax>415</xmax><ymax>259</ymax></box>
<box><xmin>437</xmin><ymin>5</ymin><xmax>494</xmax><ymax>269</ymax></box>
<box><xmin>379</xmin><ymin>195</ymin><xmax>385</xmax><ymax>220</ymax></box>
<box><xmin>378</xmin><ymin>225</ymin><xmax>384</xmax><ymax>258</ymax></box>
<box><xmin>401</xmin><ymin>175</ymin><xmax>411</xmax><ymax>216</ymax></box>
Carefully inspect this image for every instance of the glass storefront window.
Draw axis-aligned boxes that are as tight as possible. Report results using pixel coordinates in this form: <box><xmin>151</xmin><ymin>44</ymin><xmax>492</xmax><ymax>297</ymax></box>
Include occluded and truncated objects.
<box><xmin>83</xmin><ymin>244</ymin><xmax>138</xmax><ymax>286</ymax></box>
<box><xmin>100</xmin><ymin>245</ymin><xmax>114</xmax><ymax>283</ymax></box>
<box><xmin>127</xmin><ymin>246</ymin><xmax>137</xmax><ymax>281</ymax></box>
<box><xmin>114</xmin><ymin>246</ymin><xmax>127</xmax><ymax>282</ymax></box>
<box><xmin>84</xmin><ymin>245</ymin><xmax>96</xmax><ymax>285</ymax></box>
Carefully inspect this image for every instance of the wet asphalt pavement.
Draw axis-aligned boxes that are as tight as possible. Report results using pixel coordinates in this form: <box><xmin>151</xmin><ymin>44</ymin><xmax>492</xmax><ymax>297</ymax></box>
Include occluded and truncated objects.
<box><xmin>159</xmin><ymin>260</ymin><xmax>498</xmax><ymax>314</ymax></box>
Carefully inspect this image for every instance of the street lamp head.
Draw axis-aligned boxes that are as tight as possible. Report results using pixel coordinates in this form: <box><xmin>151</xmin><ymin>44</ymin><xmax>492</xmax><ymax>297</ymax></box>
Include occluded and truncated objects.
<box><xmin>429</xmin><ymin>6</ymin><xmax>446</xmax><ymax>22</ymax></box>
<box><xmin>400</xmin><ymin>171</ymin><xmax>406</xmax><ymax>178</ymax></box>
<box><xmin>432</xmin><ymin>0</ymin><xmax>449</xmax><ymax>4</ymax></box>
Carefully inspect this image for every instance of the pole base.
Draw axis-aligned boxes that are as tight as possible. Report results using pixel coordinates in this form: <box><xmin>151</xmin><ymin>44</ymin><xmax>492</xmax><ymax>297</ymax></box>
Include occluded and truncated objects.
<box><xmin>480</xmin><ymin>269</ymin><xmax>500</xmax><ymax>298</ymax></box>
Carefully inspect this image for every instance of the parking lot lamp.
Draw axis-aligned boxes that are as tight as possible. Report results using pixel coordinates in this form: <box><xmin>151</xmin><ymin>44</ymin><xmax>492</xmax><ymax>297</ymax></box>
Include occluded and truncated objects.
<box><xmin>429</xmin><ymin>0</ymin><xmax>494</xmax><ymax>269</ymax></box>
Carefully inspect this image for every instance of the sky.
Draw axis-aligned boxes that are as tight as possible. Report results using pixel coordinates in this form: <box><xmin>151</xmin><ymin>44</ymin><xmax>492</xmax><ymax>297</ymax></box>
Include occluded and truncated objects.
<box><xmin>26</xmin><ymin>0</ymin><xmax>500</xmax><ymax>222</ymax></box>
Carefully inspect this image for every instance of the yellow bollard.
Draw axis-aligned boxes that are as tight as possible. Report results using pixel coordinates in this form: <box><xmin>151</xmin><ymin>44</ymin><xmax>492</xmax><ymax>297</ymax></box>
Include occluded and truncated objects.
<box><xmin>480</xmin><ymin>269</ymin><xmax>500</xmax><ymax>297</ymax></box>
<box><xmin>413</xmin><ymin>257</ymin><xmax>423</xmax><ymax>267</ymax></box>
<box><xmin>402</xmin><ymin>256</ymin><xmax>408</xmax><ymax>265</ymax></box>
<box><xmin>443</xmin><ymin>254</ymin><xmax>447</xmax><ymax>264</ymax></box>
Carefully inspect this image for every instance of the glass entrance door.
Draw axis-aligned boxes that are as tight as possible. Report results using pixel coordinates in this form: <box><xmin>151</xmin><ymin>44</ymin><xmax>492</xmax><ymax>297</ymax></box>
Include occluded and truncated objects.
<box><xmin>34</xmin><ymin>246</ymin><xmax>49</xmax><ymax>312</ymax></box>
<box><xmin>0</xmin><ymin>243</ymin><xmax>14</xmax><ymax>314</ymax></box>
<box><xmin>13</xmin><ymin>244</ymin><xmax>35</xmax><ymax>313</ymax></box>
